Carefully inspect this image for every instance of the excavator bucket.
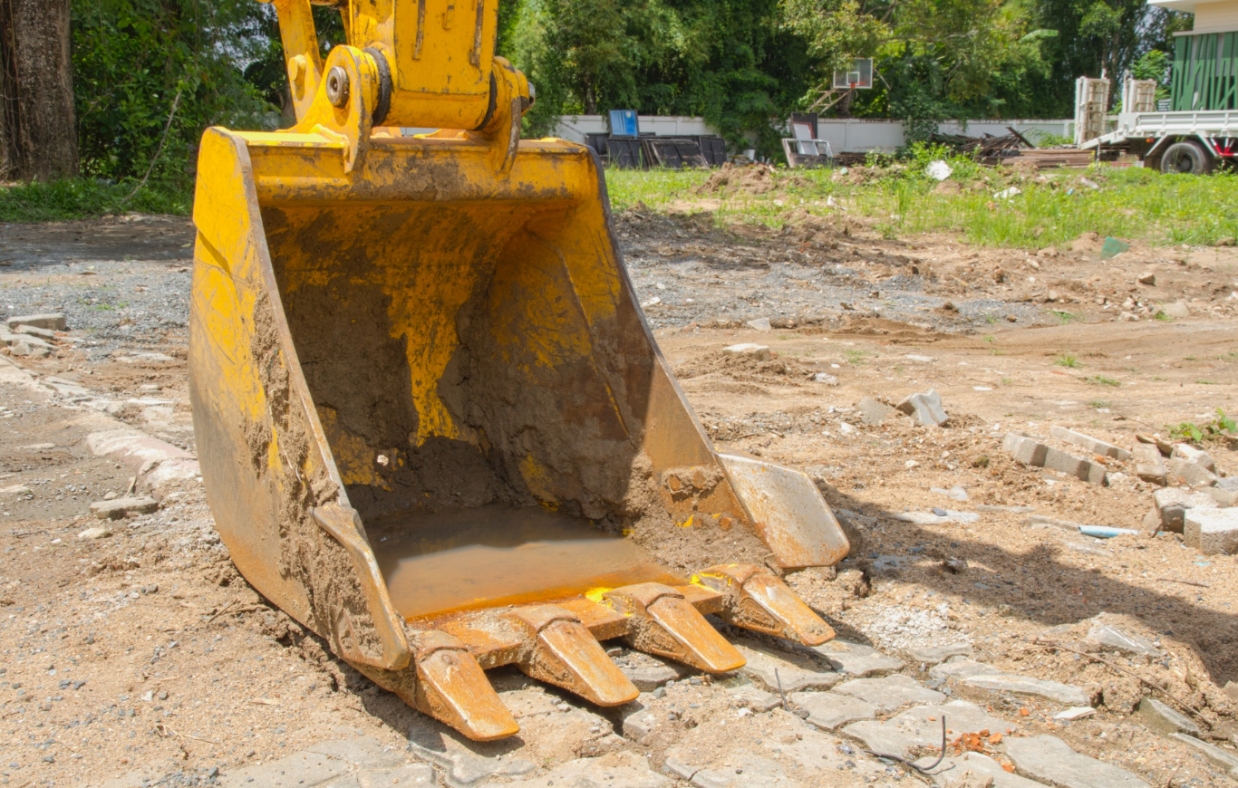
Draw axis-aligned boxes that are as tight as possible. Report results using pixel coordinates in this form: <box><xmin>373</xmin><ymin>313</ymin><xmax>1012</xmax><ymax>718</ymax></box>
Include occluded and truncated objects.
<box><xmin>189</xmin><ymin>0</ymin><xmax>849</xmax><ymax>742</ymax></box>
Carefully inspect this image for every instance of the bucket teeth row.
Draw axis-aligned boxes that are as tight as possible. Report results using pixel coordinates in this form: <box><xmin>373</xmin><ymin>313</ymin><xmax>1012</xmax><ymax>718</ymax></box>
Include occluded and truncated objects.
<box><xmin>693</xmin><ymin>564</ymin><xmax>835</xmax><ymax>646</ymax></box>
<box><xmin>602</xmin><ymin>583</ymin><xmax>746</xmax><ymax>673</ymax></box>
<box><xmin>362</xmin><ymin>563</ymin><xmax>831</xmax><ymax>742</ymax></box>
<box><xmin>507</xmin><ymin>605</ymin><xmax>640</xmax><ymax>706</ymax></box>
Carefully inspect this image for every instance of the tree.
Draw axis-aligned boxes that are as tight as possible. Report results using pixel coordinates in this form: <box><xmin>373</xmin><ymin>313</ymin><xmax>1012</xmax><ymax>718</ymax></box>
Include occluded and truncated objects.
<box><xmin>0</xmin><ymin>0</ymin><xmax>79</xmax><ymax>180</ymax></box>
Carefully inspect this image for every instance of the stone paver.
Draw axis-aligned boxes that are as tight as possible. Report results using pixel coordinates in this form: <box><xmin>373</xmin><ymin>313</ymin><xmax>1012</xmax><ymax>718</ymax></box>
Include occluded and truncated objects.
<box><xmin>407</xmin><ymin>716</ymin><xmax>536</xmax><ymax>787</ymax></box>
<box><xmin>1050</xmin><ymin>426</ymin><xmax>1131</xmax><ymax>460</ymax></box>
<box><xmin>1004</xmin><ymin>433</ymin><xmax>1048</xmax><ymax>466</ymax></box>
<box><xmin>919</xmin><ymin>752</ymin><xmax>1049</xmax><ymax>787</ymax></box>
<box><xmin>1043</xmin><ymin>446</ymin><xmax>1107</xmax><ymax>484</ymax></box>
<box><xmin>735</xmin><ymin>641</ymin><xmax>842</xmax><ymax>692</ymax></box>
<box><xmin>843</xmin><ymin>700</ymin><xmax>1015</xmax><ymax>760</ymax></box>
<box><xmin>1005</xmin><ymin>735</ymin><xmax>1151</xmax><ymax>788</ymax></box>
<box><xmin>727</xmin><ymin>683</ymin><xmax>782</xmax><ymax>712</ymax></box>
<box><xmin>690</xmin><ymin>755</ymin><xmax>793</xmax><ymax>788</ymax></box>
<box><xmin>960</xmin><ymin>672</ymin><xmax>1089</xmax><ymax>706</ymax></box>
<box><xmin>1170</xmin><ymin>732</ymin><xmax>1238</xmax><ymax>774</ymax></box>
<box><xmin>929</xmin><ymin>658</ymin><xmax>1088</xmax><ymax>705</ymax></box>
<box><xmin>216</xmin><ymin>737</ymin><xmax>434</xmax><ymax>788</ymax></box>
<box><xmin>1136</xmin><ymin>697</ymin><xmax>1201</xmax><ymax>736</ymax></box>
<box><xmin>617</xmin><ymin>651</ymin><xmax>684</xmax><ymax>690</ymax></box>
<box><xmin>907</xmin><ymin>643</ymin><xmax>972</xmax><ymax>665</ymax></box>
<box><xmin>1168</xmin><ymin>457</ymin><xmax>1218</xmax><ymax>488</ymax></box>
<box><xmin>790</xmin><ymin>690</ymin><xmax>877</xmax><ymax>730</ymax></box>
<box><xmin>1153</xmin><ymin>488</ymin><xmax>1216</xmax><ymax>533</ymax></box>
<box><xmin>833</xmin><ymin>674</ymin><xmax>945</xmax><ymax>711</ymax></box>
<box><xmin>722</xmin><ymin>343</ymin><xmax>770</xmax><ymax>360</ymax></box>
<box><xmin>501</xmin><ymin>752</ymin><xmax>671</xmax><ymax>788</ymax></box>
<box><xmin>6</xmin><ymin>312</ymin><xmax>66</xmax><ymax>331</ymax></box>
<box><xmin>1184</xmin><ymin>508</ymin><xmax>1238</xmax><ymax>555</ymax></box>
<box><xmin>812</xmin><ymin>639</ymin><xmax>905</xmax><ymax>676</ymax></box>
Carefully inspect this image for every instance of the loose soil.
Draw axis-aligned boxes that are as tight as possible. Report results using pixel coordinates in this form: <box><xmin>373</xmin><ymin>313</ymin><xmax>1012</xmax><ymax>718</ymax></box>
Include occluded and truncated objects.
<box><xmin>2</xmin><ymin>206</ymin><xmax>1238</xmax><ymax>787</ymax></box>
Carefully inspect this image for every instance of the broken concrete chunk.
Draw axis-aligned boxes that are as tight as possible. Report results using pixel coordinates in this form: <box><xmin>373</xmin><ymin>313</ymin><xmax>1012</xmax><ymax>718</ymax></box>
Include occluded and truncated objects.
<box><xmin>722</xmin><ymin>343</ymin><xmax>770</xmax><ymax>360</ymax></box>
<box><xmin>1043</xmin><ymin>447</ymin><xmax>1107</xmax><ymax>485</ymax></box>
<box><xmin>929</xmin><ymin>657</ymin><xmax>1002</xmax><ymax>681</ymax></box>
<box><xmin>77</xmin><ymin>526</ymin><xmax>113</xmax><ymax>539</ymax></box>
<box><xmin>90</xmin><ymin>496</ymin><xmax>159</xmax><ymax>520</ymax></box>
<box><xmin>1209</xmin><ymin>486</ymin><xmax>1238</xmax><ymax>507</ymax></box>
<box><xmin>1216</xmin><ymin>477</ymin><xmax>1238</xmax><ymax>492</ymax></box>
<box><xmin>14</xmin><ymin>324</ymin><xmax>55</xmax><ymax>340</ymax></box>
<box><xmin>1054</xmin><ymin>706</ymin><xmax>1096</xmax><ymax>721</ymax></box>
<box><xmin>1158</xmin><ymin>301</ymin><xmax>1190</xmax><ymax>319</ymax></box>
<box><xmin>746</xmin><ymin>317</ymin><xmax>772</xmax><ymax>331</ymax></box>
<box><xmin>1153</xmin><ymin>488</ymin><xmax>1216</xmax><ymax>533</ymax></box>
<box><xmin>1133</xmin><ymin>443</ymin><xmax>1168</xmax><ymax>485</ymax></box>
<box><xmin>1167</xmin><ymin>457</ymin><xmax>1218</xmax><ymax>489</ymax></box>
<box><xmin>918</xmin><ymin>752</ymin><xmax>1049</xmax><ymax>788</ymax></box>
<box><xmin>1004</xmin><ymin>433</ymin><xmax>1048</xmax><ymax>466</ymax></box>
<box><xmin>1137</xmin><ymin>697</ymin><xmax>1201</xmax><ymax>736</ymax></box>
<box><xmin>1006</xmin><ymin>735</ymin><xmax>1152</xmax><ymax>788</ymax></box>
<box><xmin>857</xmin><ymin>396</ymin><xmax>899</xmax><ymax>425</ymax></box>
<box><xmin>961</xmin><ymin>672</ymin><xmax>1089</xmax><ymax>706</ymax></box>
<box><xmin>896</xmin><ymin>389</ymin><xmax>948</xmax><ymax>426</ymax></box>
<box><xmin>810</xmin><ymin>371</ymin><xmax>839</xmax><ymax>385</ymax></box>
<box><xmin>618</xmin><ymin>652</ymin><xmax>683</xmax><ymax>691</ymax></box>
<box><xmin>6</xmin><ymin>313</ymin><xmax>66</xmax><ymax>331</ymax></box>
<box><xmin>726</xmin><ymin>684</ymin><xmax>781</xmax><ymax>712</ymax></box>
<box><xmin>1172</xmin><ymin>443</ymin><xmax>1216</xmax><ymax>473</ymax></box>
<box><xmin>10</xmin><ymin>340</ymin><xmax>50</xmax><ymax>358</ymax></box>
<box><xmin>1050</xmin><ymin>425</ymin><xmax>1131</xmax><ymax>460</ymax></box>
<box><xmin>1084</xmin><ymin>615</ymin><xmax>1162</xmax><ymax>657</ymax></box>
<box><xmin>1183</xmin><ymin>508</ymin><xmax>1238</xmax><ymax>555</ymax></box>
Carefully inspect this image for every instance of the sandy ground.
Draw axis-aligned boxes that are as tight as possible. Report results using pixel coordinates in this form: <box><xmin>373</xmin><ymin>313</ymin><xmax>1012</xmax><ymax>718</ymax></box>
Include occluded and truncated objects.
<box><xmin>2</xmin><ymin>208</ymin><xmax>1238</xmax><ymax>788</ymax></box>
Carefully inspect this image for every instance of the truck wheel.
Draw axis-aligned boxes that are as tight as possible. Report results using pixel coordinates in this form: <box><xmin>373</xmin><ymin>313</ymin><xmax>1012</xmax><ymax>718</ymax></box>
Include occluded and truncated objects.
<box><xmin>1160</xmin><ymin>141</ymin><xmax>1214</xmax><ymax>175</ymax></box>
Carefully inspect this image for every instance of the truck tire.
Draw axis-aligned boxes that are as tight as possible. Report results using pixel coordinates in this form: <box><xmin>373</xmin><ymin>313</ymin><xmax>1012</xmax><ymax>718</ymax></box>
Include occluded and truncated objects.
<box><xmin>1160</xmin><ymin>141</ymin><xmax>1214</xmax><ymax>175</ymax></box>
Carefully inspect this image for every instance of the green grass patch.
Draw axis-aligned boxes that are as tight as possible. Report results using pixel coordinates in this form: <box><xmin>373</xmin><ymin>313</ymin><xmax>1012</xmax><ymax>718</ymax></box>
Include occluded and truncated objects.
<box><xmin>602</xmin><ymin>165</ymin><xmax>1238</xmax><ymax>248</ymax></box>
<box><xmin>1051</xmin><ymin>310</ymin><xmax>1078</xmax><ymax>324</ymax></box>
<box><xmin>0</xmin><ymin>178</ymin><xmax>191</xmax><ymax>222</ymax></box>
<box><xmin>1089</xmin><ymin>375</ymin><xmax>1121</xmax><ymax>386</ymax></box>
<box><xmin>1055</xmin><ymin>353</ymin><xmax>1081</xmax><ymax>368</ymax></box>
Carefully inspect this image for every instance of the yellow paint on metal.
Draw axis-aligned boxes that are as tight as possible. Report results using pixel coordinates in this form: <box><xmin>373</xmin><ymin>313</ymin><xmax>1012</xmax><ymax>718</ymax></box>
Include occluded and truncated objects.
<box><xmin>678</xmin><ymin>516</ymin><xmax>695</xmax><ymax>529</ymax></box>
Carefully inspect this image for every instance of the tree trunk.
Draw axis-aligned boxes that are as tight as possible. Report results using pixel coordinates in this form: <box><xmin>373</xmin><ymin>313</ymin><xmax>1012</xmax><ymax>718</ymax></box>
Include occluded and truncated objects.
<box><xmin>0</xmin><ymin>0</ymin><xmax>79</xmax><ymax>181</ymax></box>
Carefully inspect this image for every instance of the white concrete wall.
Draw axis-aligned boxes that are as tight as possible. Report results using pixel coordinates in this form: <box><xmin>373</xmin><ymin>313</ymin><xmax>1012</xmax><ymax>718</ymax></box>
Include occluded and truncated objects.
<box><xmin>549</xmin><ymin>115</ymin><xmax>1075</xmax><ymax>152</ymax></box>
<box><xmin>1193</xmin><ymin>0</ymin><xmax>1238</xmax><ymax>31</ymax></box>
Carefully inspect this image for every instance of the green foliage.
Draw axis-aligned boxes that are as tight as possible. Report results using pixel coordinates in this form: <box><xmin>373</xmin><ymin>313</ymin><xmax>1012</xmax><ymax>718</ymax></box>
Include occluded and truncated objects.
<box><xmin>1167</xmin><ymin>411</ymin><xmax>1233</xmax><ymax>444</ymax></box>
<box><xmin>1055</xmin><ymin>353</ymin><xmax>1080</xmax><ymax>368</ymax></box>
<box><xmin>0</xmin><ymin>179</ymin><xmax>191</xmax><ymax>222</ymax></box>
<box><xmin>1089</xmin><ymin>375</ymin><xmax>1120</xmax><ymax>386</ymax></box>
<box><xmin>71</xmin><ymin>0</ymin><xmax>280</xmax><ymax>187</ymax></box>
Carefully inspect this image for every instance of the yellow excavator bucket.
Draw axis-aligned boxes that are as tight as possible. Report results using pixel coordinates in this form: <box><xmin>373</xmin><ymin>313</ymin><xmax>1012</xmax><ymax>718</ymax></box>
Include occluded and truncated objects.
<box><xmin>189</xmin><ymin>0</ymin><xmax>849</xmax><ymax>741</ymax></box>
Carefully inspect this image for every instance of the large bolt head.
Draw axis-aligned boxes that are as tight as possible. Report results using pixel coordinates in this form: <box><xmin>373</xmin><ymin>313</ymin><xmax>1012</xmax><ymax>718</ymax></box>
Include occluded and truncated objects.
<box><xmin>325</xmin><ymin>66</ymin><xmax>350</xmax><ymax>108</ymax></box>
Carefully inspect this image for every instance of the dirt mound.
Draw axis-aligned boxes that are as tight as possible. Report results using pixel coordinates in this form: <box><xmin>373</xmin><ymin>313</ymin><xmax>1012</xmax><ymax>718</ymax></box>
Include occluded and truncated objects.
<box><xmin>674</xmin><ymin>349</ymin><xmax>812</xmax><ymax>382</ymax></box>
<box><xmin>694</xmin><ymin>164</ymin><xmax>810</xmax><ymax>196</ymax></box>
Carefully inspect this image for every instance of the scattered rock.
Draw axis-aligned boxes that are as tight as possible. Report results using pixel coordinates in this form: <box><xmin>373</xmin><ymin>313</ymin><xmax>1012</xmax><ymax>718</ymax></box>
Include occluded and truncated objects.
<box><xmin>960</xmin><ymin>672</ymin><xmax>1089</xmax><ymax>706</ymax></box>
<box><xmin>1184</xmin><ymin>508</ymin><xmax>1238</xmax><ymax>555</ymax></box>
<box><xmin>746</xmin><ymin>318</ymin><xmax>772</xmax><ymax>331</ymax></box>
<box><xmin>810</xmin><ymin>372</ymin><xmax>839</xmax><ymax>385</ymax></box>
<box><xmin>0</xmin><ymin>484</ymin><xmax>31</xmax><ymax>496</ymax></box>
<box><xmin>1050</xmin><ymin>426</ymin><xmax>1131</xmax><ymax>460</ymax></box>
<box><xmin>833</xmin><ymin>674</ymin><xmax>945</xmax><ymax>711</ymax></box>
<box><xmin>1171</xmin><ymin>443</ymin><xmax>1216</xmax><ymax>473</ymax></box>
<box><xmin>1005</xmin><ymin>735</ymin><xmax>1151</xmax><ymax>788</ymax></box>
<box><xmin>1136</xmin><ymin>697</ymin><xmax>1201</xmax><ymax>736</ymax></box>
<box><xmin>722</xmin><ymin>343</ymin><xmax>770</xmax><ymax>361</ymax></box>
<box><xmin>931</xmin><ymin>486</ymin><xmax>970</xmax><ymax>502</ymax></box>
<box><xmin>1137</xmin><ymin>272</ymin><xmax>1156</xmax><ymax>286</ymax></box>
<box><xmin>726</xmin><ymin>684</ymin><xmax>781</xmax><ymax>712</ymax></box>
<box><xmin>791</xmin><ymin>690</ymin><xmax>876</xmax><ymax>730</ymax></box>
<box><xmin>618</xmin><ymin>652</ymin><xmax>684</xmax><ymax>691</ymax></box>
<box><xmin>892</xmin><ymin>509</ymin><xmax>980</xmax><ymax>525</ymax></box>
<box><xmin>1132</xmin><ymin>443</ymin><xmax>1167</xmax><ymax>485</ymax></box>
<box><xmin>90</xmin><ymin>496</ymin><xmax>159</xmax><ymax>520</ymax></box>
<box><xmin>77</xmin><ymin>526</ymin><xmax>114</xmax><ymax>540</ymax></box>
<box><xmin>920</xmin><ymin>752</ymin><xmax>1048</xmax><ymax>787</ymax></box>
<box><xmin>1167</xmin><ymin>457</ymin><xmax>1218</xmax><ymax>488</ymax></box>
<box><xmin>897</xmin><ymin>389</ymin><xmax>949</xmax><ymax>427</ymax></box>
<box><xmin>6</xmin><ymin>313</ymin><xmax>67</xmax><ymax>331</ymax></box>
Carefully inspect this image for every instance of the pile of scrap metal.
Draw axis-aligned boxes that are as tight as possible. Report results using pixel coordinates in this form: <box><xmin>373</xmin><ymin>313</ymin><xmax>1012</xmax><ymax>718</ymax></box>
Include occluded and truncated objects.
<box><xmin>587</xmin><ymin>112</ymin><xmax>728</xmax><ymax>169</ymax></box>
<box><xmin>931</xmin><ymin>127</ymin><xmax>1094</xmax><ymax>169</ymax></box>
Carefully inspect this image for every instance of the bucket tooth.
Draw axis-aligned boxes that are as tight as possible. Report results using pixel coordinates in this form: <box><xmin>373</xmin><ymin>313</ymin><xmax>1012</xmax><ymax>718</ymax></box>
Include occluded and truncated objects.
<box><xmin>694</xmin><ymin>564</ymin><xmax>835</xmax><ymax>646</ymax></box>
<box><xmin>604</xmin><ymin>583</ymin><xmax>745</xmax><ymax>673</ymax></box>
<box><xmin>411</xmin><ymin>631</ymin><xmax>519</xmax><ymax>742</ymax></box>
<box><xmin>508</xmin><ymin>605</ymin><xmax>639</xmax><ymax>706</ymax></box>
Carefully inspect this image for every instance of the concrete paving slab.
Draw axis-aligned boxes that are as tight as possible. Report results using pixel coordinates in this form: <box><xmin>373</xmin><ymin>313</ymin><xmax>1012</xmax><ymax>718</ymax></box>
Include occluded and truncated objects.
<box><xmin>1005</xmin><ymin>735</ymin><xmax>1151</xmax><ymax>788</ymax></box>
